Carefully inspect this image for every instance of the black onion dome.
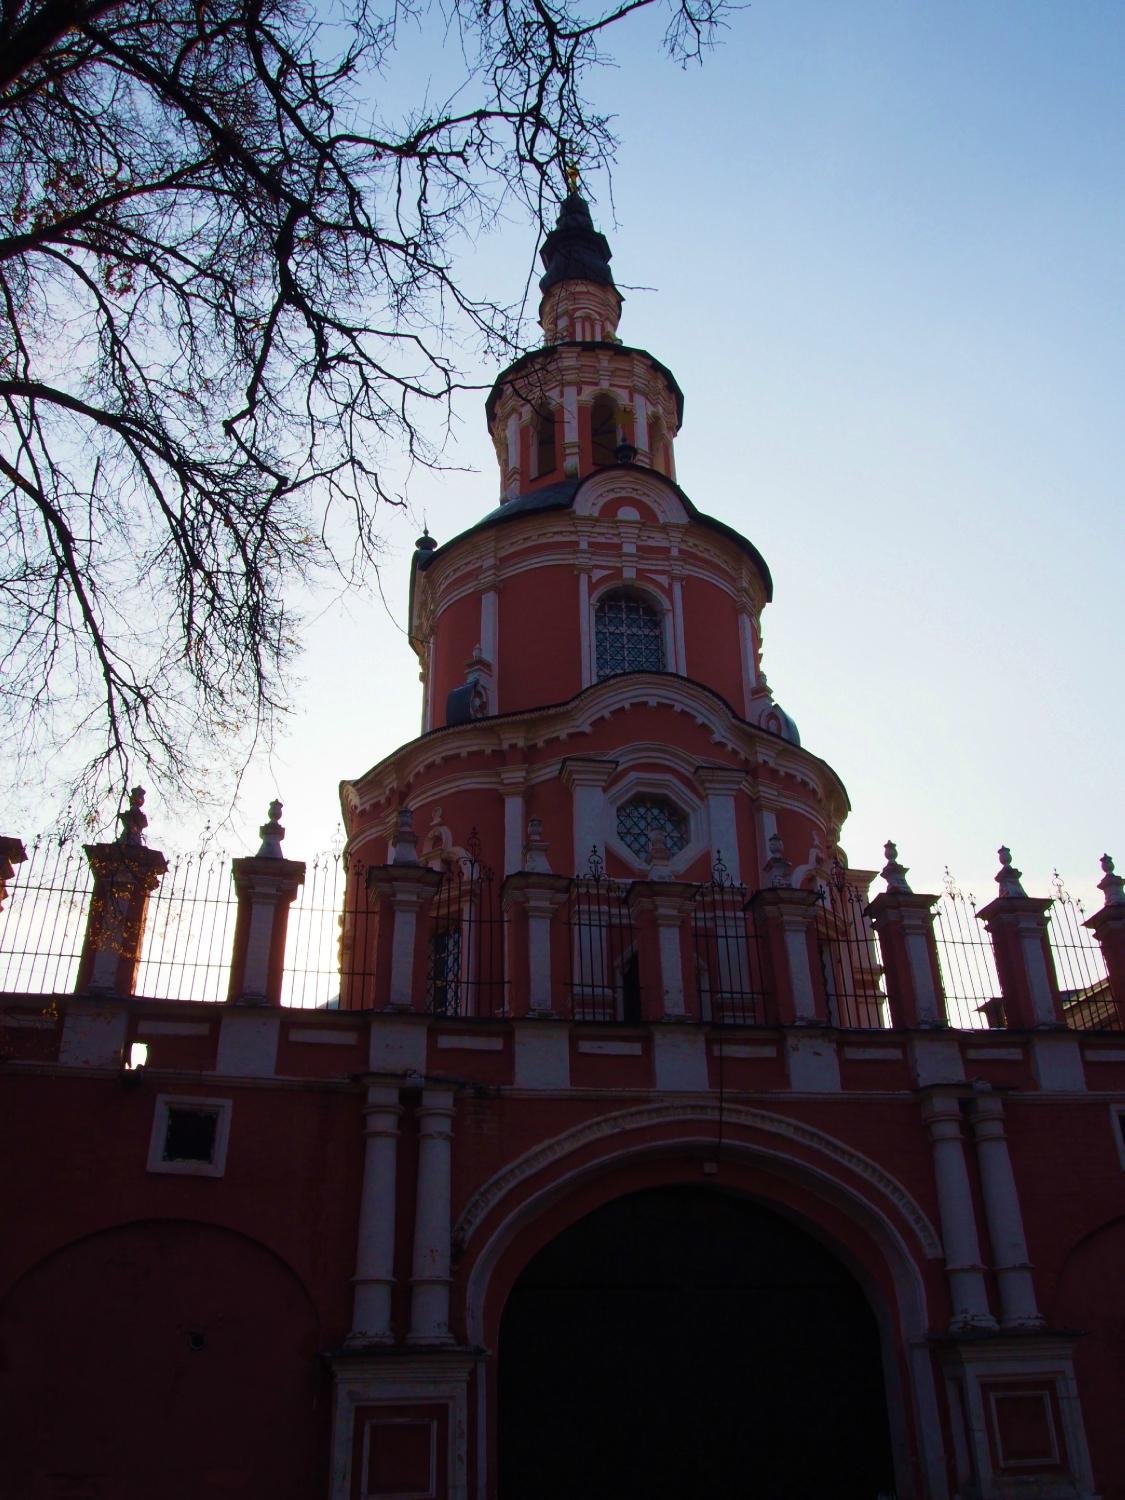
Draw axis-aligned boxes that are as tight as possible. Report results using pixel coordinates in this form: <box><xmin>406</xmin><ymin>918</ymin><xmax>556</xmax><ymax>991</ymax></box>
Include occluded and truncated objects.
<box><xmin>539</xmin><ymin>193</ymin><xmax>616</xmax><ymax>294</ymax></box>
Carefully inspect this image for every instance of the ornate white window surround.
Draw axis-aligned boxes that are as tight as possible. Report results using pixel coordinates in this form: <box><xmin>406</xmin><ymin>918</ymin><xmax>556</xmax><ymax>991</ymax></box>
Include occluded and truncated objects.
<box><xmin>602</xmin><ymin>771</ymin><xmax>705</xmax><ymax>877</ymax></box>
<box><xmin>147</xmin><ymin>1093</ymin><xmax>232</xmax><ymax>1178</ymax></box>
<box><xmin>584</xmin><ymin>578</ymin><xmax>676</xmax><ymax>689</ymax></box>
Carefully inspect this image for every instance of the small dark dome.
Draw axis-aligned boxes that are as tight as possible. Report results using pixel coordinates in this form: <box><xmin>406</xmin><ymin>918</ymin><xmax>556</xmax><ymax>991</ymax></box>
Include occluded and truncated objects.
<box><xmin>415</xmin><ymin>531</ymin><xmax>437</xmax><ymax>553</ymax></box>
<box><xmin>539</xmin><ymin>193</ymin><xmax>616</xmax><ymax>294</ymax></box>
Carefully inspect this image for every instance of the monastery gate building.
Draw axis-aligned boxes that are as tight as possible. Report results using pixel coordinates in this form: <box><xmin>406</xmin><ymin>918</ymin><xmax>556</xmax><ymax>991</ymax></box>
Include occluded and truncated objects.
<box><xmin>2</xmin><ymin>196</ymin><xmax>1125</xmax><ymax>1500</ymax></box>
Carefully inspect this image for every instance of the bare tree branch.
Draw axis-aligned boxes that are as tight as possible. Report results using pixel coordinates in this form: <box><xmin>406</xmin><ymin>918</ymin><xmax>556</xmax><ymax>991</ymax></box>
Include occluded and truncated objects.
<box><xmin>0</xmin><ymin>0</ymin><xmax>732</xmax><ymax>818</ymax></box>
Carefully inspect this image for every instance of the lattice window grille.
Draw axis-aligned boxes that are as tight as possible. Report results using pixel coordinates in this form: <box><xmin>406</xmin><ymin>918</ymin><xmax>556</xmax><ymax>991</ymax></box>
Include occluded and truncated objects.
<box><xmin>595</xmin><ymin>593</ymin><xmax>665</xmax><ymax>679</ymax></box>
<box><xmin>616</xmin><ymin>797</ymin><xmax>688</xmax><ymax>863</ymax></box>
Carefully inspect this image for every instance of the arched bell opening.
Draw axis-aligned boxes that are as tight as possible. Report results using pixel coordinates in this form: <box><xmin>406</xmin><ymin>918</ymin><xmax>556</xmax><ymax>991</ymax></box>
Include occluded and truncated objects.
<box><xmin>496</xmin><ymin>1184</ymin><xmax>897</xmax><ymax>1500</ymax></box>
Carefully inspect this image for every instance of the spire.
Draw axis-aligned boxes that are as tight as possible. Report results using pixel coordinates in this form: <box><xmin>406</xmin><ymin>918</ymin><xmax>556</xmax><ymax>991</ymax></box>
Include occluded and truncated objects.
<box><xmin>538</xmin><ymin>192</ymin><xmax>616</xmax><ymax>294</ymax></box>
<box><xmin>538</xmin><ymin>192</ymin><xmax>623</xmax><ymax>344</ymax></box>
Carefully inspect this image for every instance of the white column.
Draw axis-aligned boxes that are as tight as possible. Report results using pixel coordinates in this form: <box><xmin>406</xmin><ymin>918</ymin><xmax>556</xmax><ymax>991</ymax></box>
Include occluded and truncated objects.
<box><xmin>560</xmin><ymin>758</ymin><xmax>617</xmax><ymax>873</ymax></box>
<box><xmin>968</xmin><ymin>1091</ymin><xmax>1045</xmax><ymax>1330</ymax></box>
<box><xmin>408</xmin><ymin>1087</ymin><xmax>456</xmax><ymax>1345</ymax></box>
<box><xmin>738</xmin><ymin>608</ymin><xmax>758</xmax><ymax>717</ymax></box>
<box><xmin>633</xmin><ymin>392</ymin><xmax>649</xmax><ymax>460</ymax></box>
<box><xmin>562</xmin><ymin>386</ymin><xmax>580</xmax><ymax>475</ymax></box>
<box><xmin>921</xmin><ymin>1092</ymin><xmax>997</xmax><ymax>1333</ymax></box>
<box><xmin>479</xmin><ymin>582</ymin><xmax>498</xmax><ymax>710</ymax></box>
<box><xmin>526</xmin><ymin>890</ymin><xmax>569</xmax><ymax>1016</ymax></box>
<box><xmin>499</xmin><ymin>768</ymin><xmax>526</xmax><ymax>877</ymax></box>
<box><xmin>349</xmin><ymin>1084</ymin><xmax>402</xmax><ymax>1344</ymax></box>
<box><xmin>694</xmin><ymin>766</ymin><xmax>745</xmax><ymax>883</ymax></box>
<box><xmin>670</xmin><ymin>573</ymin><xmax>687</xmax><ymax>674</ymax></box>
<box><xmin>651</xmin><ymin>893</ymin><xmax>688</xmax><ymax>1018</ymax></box>
<box><xmin>577</xmin><ymin>566</ymin><xmax>592</xmax><ymax>686</ymax></box>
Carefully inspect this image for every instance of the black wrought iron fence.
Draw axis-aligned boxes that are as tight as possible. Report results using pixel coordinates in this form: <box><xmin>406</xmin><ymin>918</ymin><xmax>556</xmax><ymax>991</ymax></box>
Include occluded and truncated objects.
<box><xmin>0</xmin><ymin>838</ymin><xmax>91</xmax><ymax>994</ymax></box>
<box><xmin>816</xmin><ymin>876</ymin><xmax>886</xmax><ymax>1028</ymax></box>
<box><xmin>426</xmin><ymin>835</ymin><xmax>507</xmax><ymax>1019</ymax></box>
<box><xmin>567</xmin><ymin>848</ymin><xmax>640</xmax><ymax>1022</ymax></box>
<box><xmin>690</xmin><ymin>857</ymin><xmax>770</xmax><ymax>1024</ymax></box>
<box><xmin>932</xmin><ymin>874</ymin><xmax>1001</xmax><ymax>1030</ymax></box>
<box><xmin>1048</xmin><ymin>872</ymin><xmax>1119</xmax><ymax>1032</ymax></box>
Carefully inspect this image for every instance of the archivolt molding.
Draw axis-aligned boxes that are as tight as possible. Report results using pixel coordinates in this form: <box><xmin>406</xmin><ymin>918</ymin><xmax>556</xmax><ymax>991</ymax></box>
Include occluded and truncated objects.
<box><xmin>342</xmin><ymin>673</ymin><xmax>847</xmax><ymax>818</ymax></box>
<box><xmin>453</xmin><ymin>1101</ymin><xmax>942</xmax><ymax>1259</ymax></box>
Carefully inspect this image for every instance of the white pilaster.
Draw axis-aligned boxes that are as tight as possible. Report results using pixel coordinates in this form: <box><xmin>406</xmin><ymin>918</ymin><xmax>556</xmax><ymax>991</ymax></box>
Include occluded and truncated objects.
<box><xmin>560</xmin><ymin>758</ymin><xmax>617</xmax><ymax>873</ymax></box>
<box><xmin>408</xmin><ymin>1087</ymin><xmax>456</xmax><ymax>1345</ymax></box>
<box><xmin>671</xmin><ymin>574</ymin><xmax>687</xmax><ymax>674</ymax></box>
<box><xmin>921</xmin><ymin>1092</ymin><xmax>997</xmax><ymax>1333</ymax></box>
<box><xmin>738</xmin><ymin>608</ymin><xmax>758</xmax><ymax>717</ymax></box>
<box><xmin>479</xmin><ymin>585</ymin><xmax>498</xmax><ymax>710</ymax></box>
<box><xmin>562</xmin><ymin>386</ymin><xmax>580</xmax><ymax>475</ymax></box>
<box><xmin>633</xmin><ymin>391</ymin><xmax>649</xmax><ymax>459</ymax></box>
<box><xmin>694</xmin><ymin>766</ymin><xmax>745</xmax><ymax>882</ymax></box>
<box><xmin>349</xmin><ymin>1085</ymin><xmax>402</xmax><ymax>1344</ymax></box>
<box><xmin>968</xmin><ymin>1091</ymin><xmax>1044</xmax><ymax>1330</ymax></box>
<box><xmin>499</xmin><ymin>768</ymin><xmax>526</xmax><ymax>878</ymax></box>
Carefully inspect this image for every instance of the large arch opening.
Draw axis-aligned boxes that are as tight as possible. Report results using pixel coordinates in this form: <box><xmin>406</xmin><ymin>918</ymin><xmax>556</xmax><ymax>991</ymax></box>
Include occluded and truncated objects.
<box><xmin>497</xmin><ymin>1185</ymin><xmax>895</xmax><ymax>1500</ymax></box>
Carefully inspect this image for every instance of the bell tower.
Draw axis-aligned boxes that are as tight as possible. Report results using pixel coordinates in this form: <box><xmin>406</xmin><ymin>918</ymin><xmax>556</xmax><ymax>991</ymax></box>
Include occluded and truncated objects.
<box><xmin>342</xmin><ymin>191</ymin><xmax>835</xmax><ymax>902</ymax></box>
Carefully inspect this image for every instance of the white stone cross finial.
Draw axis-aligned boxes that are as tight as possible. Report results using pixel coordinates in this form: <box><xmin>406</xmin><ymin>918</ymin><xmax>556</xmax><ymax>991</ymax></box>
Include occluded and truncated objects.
<box><xmin>995</xmin><ymin>846</ymin><xmax>1027</xmax><ymax>899</ymax></box>
<box><xmin>1098</xmin><ymin>853</ymin><xmax>1125</xmax><ymax>906</ymax></box>
<box><xmin>256</xmin><ymin>800</ymin><xmax>285</xmax><ymax>858</ymax></box>
<box><xmin>880</xmin><ymin>840</ymin><xmax>913</xmax><ymax>894</ymax></box>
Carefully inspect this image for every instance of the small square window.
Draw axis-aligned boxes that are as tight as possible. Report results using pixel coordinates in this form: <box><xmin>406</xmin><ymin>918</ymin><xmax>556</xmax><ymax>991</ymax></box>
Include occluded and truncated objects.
<box><xmin>148</xmin><ymin>1094</ymin><xmax>232</xmax><ymax>1177</ymax></box>
<box><xmin>164</xmin><ymin>1107</ymin><xmax>219</xmax><ymax>1164</ymax></box>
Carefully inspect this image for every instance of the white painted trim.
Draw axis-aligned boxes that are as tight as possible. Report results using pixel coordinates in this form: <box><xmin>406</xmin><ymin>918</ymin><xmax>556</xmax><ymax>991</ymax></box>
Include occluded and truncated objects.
<box><xmin>287</xmin><ymin>1027</ymin><xmax>361</xmax><ymax>1045</ymax></box>
<box><xmin>137</xmin><ymin>1020</ymin><xmax>211</xmax><ymax>1037</ymax></box>
<box><xmin>456</xmin><ymin>1101</ymin><xmax>941</xmax><ymax>1258</ymax></box>
<box><xmin>146</xmin><ymin>1093</ymin><xmax>232</xmax><ymax>1178</ymax></box>
<box><xmin>436</xmin><ymin>1034</ymin><xmax>504</xmax><ymax>1052</ymax></box>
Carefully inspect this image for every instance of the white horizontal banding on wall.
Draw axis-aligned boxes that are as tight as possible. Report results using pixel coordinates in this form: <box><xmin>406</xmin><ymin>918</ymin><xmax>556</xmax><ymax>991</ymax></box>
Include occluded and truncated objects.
<box><xmin>137</xmin><ymin>1020</ymin><xmax>211</xmax><ymax>1037</ymax></box>
<box><xmin>576</xmin><ymin>1039</ymin><xmax>643</xmax><ymax>1055</ymax></box>
<box><xmin>287</xmin><ymin>1027</ymin><xmax>360</xmax><ymax>1045</ymax></box>
<box><xmin>436</xmin><ymin>1035</ymin><xmax>504</xmax><ymax>1051</ymax></box>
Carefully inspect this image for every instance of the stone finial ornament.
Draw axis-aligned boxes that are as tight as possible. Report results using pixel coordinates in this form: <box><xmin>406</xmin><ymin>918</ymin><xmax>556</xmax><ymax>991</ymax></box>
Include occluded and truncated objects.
<box><xmin>1098</xmin><ymin>853</ymin><xmax>1125</xmax><ymax>907</ymax></box>
<box><xmin>523</xmin><ymin>818</ymin><xmax>552</xmax><ymax>874</ymax></box>
<box><xmin>256</xmin><ymin>800</ymin><xmax>286</xmax><ymax>858</ymax></box>
<box><xmin>880</xmin><ymin>840</ymin><xmax>913</xmax><ymax>895</ymax></box>
<box><xmin>117</xmin><ymin>786</ymin><xmax>148</xmax><ymax>847</ymax></box>
<box><xmin>391</xmin><ymin>807</ymin><xmax>419</xmax><ymax>865</ymax></box>
<box><xmin>647</xmin><ymin>830</ymin><xmax>673</xmax><ymax>882</ymax></box>
<box><xmin>764</xmin><ymin>832</ymin><xmax>793</xmax><ymax>890</ymax></box>
<box><xmin>995</xmin><ymin>846</ymin><xmax>1027</xmax><ymax>899</ymax></box>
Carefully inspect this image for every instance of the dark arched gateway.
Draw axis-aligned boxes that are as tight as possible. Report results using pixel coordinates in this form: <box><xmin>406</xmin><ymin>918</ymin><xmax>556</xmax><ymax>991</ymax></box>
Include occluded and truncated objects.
<box><xmin>498</xmin><ymin>1186</ymin><xmax>895</xmax><ymax>1500</ymax></box>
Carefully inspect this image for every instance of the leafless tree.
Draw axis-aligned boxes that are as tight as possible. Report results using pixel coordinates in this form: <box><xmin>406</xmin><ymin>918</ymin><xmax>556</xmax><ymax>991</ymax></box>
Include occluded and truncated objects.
<box><xmin>0</xmin><ymin>0</ymin><xmax>727</xmax><ymax>821</ymax></box>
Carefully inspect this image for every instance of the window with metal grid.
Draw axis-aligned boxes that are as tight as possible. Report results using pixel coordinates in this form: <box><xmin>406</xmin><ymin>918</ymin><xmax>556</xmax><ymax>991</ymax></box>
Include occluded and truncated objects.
<box><xmin>594</xmin><ymin>591</ymin><xmax>665</xmax><ymax>679</ymax></box>
<box><xmin>616</xmin><ymin>796</ymin><xmax>688</xmax><ymax>862</ymax></box>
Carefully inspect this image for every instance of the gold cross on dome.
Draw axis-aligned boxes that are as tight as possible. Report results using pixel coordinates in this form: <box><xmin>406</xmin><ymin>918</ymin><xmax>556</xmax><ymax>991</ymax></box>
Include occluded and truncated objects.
<box><xmin>564</xmin><ymin>159</ymin><xmax>581</xmax><ymax>193</ymax></box>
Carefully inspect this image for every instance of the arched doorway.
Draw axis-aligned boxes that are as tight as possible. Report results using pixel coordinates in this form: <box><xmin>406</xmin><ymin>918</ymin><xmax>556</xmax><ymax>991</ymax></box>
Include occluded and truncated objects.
<box><xmin>498</xmin><ymin>1185</ymin><xmax>895</xmax><ymax>1500</ymax></box>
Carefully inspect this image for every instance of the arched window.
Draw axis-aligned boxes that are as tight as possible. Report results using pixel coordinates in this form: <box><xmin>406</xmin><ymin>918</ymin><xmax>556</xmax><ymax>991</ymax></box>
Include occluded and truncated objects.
<box><xmin>534</xmin><ymin>407</ymin><xmax>556</xmax><ymax>476</ymax></box>
<box><xmin>590</xmin><ymin>394</ymin><xmax>618</xmax><ymax>466</ymax></box>
<box><xmin>594</xmin><ymin>590</ymin><xmax>665</xmax><ymax>679</ymax></box>
<box><xmin>616</xmin><ymin>796</ymin><xmax>688</xmax><ymax>863</ymax></box>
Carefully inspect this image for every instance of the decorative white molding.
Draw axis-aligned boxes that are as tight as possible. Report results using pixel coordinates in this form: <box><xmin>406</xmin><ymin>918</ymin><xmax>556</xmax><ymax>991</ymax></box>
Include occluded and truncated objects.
<box><xmin>453</xmin><ymin>1100</ymin><xmax>941</xmax><ymax>1256</ymax></box>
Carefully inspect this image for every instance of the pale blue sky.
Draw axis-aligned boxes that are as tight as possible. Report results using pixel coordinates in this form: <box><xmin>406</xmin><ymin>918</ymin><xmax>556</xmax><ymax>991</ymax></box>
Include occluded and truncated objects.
<box><xmin>29</xmin><ymin>2</ymin><xmax>1125</xmax><ymax>905</ymax></box>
